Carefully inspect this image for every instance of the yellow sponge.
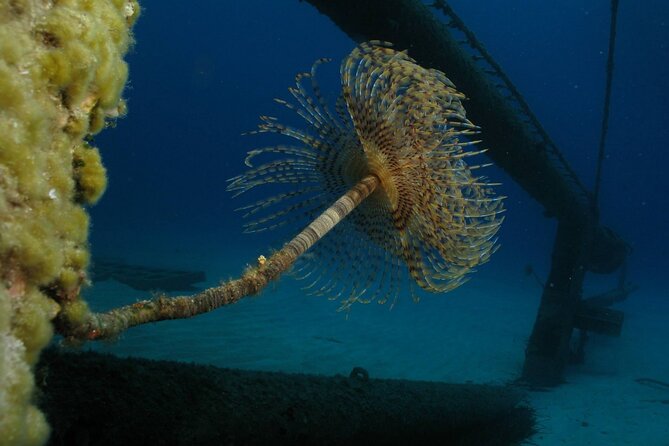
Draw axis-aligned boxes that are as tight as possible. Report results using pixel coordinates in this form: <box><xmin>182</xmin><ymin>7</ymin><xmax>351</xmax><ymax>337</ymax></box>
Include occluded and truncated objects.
<box><xmin>0</xmin><ymin>1</ymin><xmax>140</xmax><ymax>444</ymax></box>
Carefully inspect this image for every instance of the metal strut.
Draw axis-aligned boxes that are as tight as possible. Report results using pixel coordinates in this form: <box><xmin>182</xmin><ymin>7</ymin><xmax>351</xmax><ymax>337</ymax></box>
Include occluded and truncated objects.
<box><xmin>430</xmin><ymin>0</ymin><xmax>593</xmax><ymax>211</ymax></box>
<box><xmin>593</xmin><ymin>0</ymin><xmax>621</xmax><ymax>210</ymax></box>
<box><xmin>301</xmin><ymin>0</ymin><xmax>630</xmax><ymax>386</ymax></box>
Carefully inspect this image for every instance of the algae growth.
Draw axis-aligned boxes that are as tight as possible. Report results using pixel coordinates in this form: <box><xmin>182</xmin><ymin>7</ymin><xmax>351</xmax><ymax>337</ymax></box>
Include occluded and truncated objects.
<box><xmin>0</xmin><ymin>1</ymin><xmax>139</xmax><ymax>443</ymax></box>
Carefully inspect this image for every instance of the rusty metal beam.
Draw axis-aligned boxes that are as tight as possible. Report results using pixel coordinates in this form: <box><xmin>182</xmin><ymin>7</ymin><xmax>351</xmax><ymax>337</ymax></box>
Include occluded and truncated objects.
<box><xmin>304</xmin><ymin>0</ymin><xmax>592</xmax><ymax>221</ymax></box>
<box><xmin>301</xmin><ymin>0</ymin><xmax>605</xmax><ymax>386</ymax></box>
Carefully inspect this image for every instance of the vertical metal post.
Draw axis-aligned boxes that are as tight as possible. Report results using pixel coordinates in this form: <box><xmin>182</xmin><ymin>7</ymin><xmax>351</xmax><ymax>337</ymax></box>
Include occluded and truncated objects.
<box><xmin>521</xmin><ymin>214</ymin><xmax>594</xmax><ymax>386</ymax></box>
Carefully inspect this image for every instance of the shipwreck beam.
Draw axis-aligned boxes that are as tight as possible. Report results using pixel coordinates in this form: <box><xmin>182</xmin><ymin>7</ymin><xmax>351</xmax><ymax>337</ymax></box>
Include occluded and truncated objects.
<box><xmin>304</xmin><ymin>0</ymin><xmax>593</xmax><ymax>220</ymax></box>
<box><xmin>302</xmin><ymin>0</ymin><xmax>605</xmax><ymax>386</ymax></box>
<box><xmin>39</xmin><ymin>349</ymin><xmax>536</xmax><ymax>445</ymax></box>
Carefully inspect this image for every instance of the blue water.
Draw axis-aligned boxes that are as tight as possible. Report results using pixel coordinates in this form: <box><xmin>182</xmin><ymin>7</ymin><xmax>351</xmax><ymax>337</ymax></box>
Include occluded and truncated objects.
<box><xmin>82</xmin><ymin>1</ymin><xmax>669</xmax><ymax>443</ymax></box>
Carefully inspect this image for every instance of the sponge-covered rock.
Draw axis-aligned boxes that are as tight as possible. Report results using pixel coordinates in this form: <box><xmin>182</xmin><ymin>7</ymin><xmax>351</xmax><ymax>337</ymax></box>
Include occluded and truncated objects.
<box><xmin>0</xmin><ymin>1</ymin><xmax>139</xmax><ymax>444</ymax></box>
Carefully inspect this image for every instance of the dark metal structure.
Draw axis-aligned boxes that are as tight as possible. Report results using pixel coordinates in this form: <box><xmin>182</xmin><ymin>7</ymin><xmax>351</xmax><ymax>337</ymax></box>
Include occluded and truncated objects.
<box><xmin>40</xmin><ymin>349</ymin><xmax>536</xmax><ymax>445</ymax></box>
<box><xmin>302</xmin><ymin>0</ymin><xmax>627</xmax><ymax>386</ymax></box>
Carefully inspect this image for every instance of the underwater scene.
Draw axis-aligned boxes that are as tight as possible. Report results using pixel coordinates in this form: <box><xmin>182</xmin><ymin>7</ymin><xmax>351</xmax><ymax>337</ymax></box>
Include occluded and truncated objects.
<box><xmin>0</xmin><ymin>0</ymin><xmax>668</xmax><ymax>445</ymax></box>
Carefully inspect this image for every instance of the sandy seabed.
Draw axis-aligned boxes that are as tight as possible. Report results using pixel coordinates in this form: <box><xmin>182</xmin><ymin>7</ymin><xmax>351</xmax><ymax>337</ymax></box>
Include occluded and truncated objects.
<box><xmin>80</xmin><ymin>244</ymin><xmax>668</xmax><ymax>446</ymax></box>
